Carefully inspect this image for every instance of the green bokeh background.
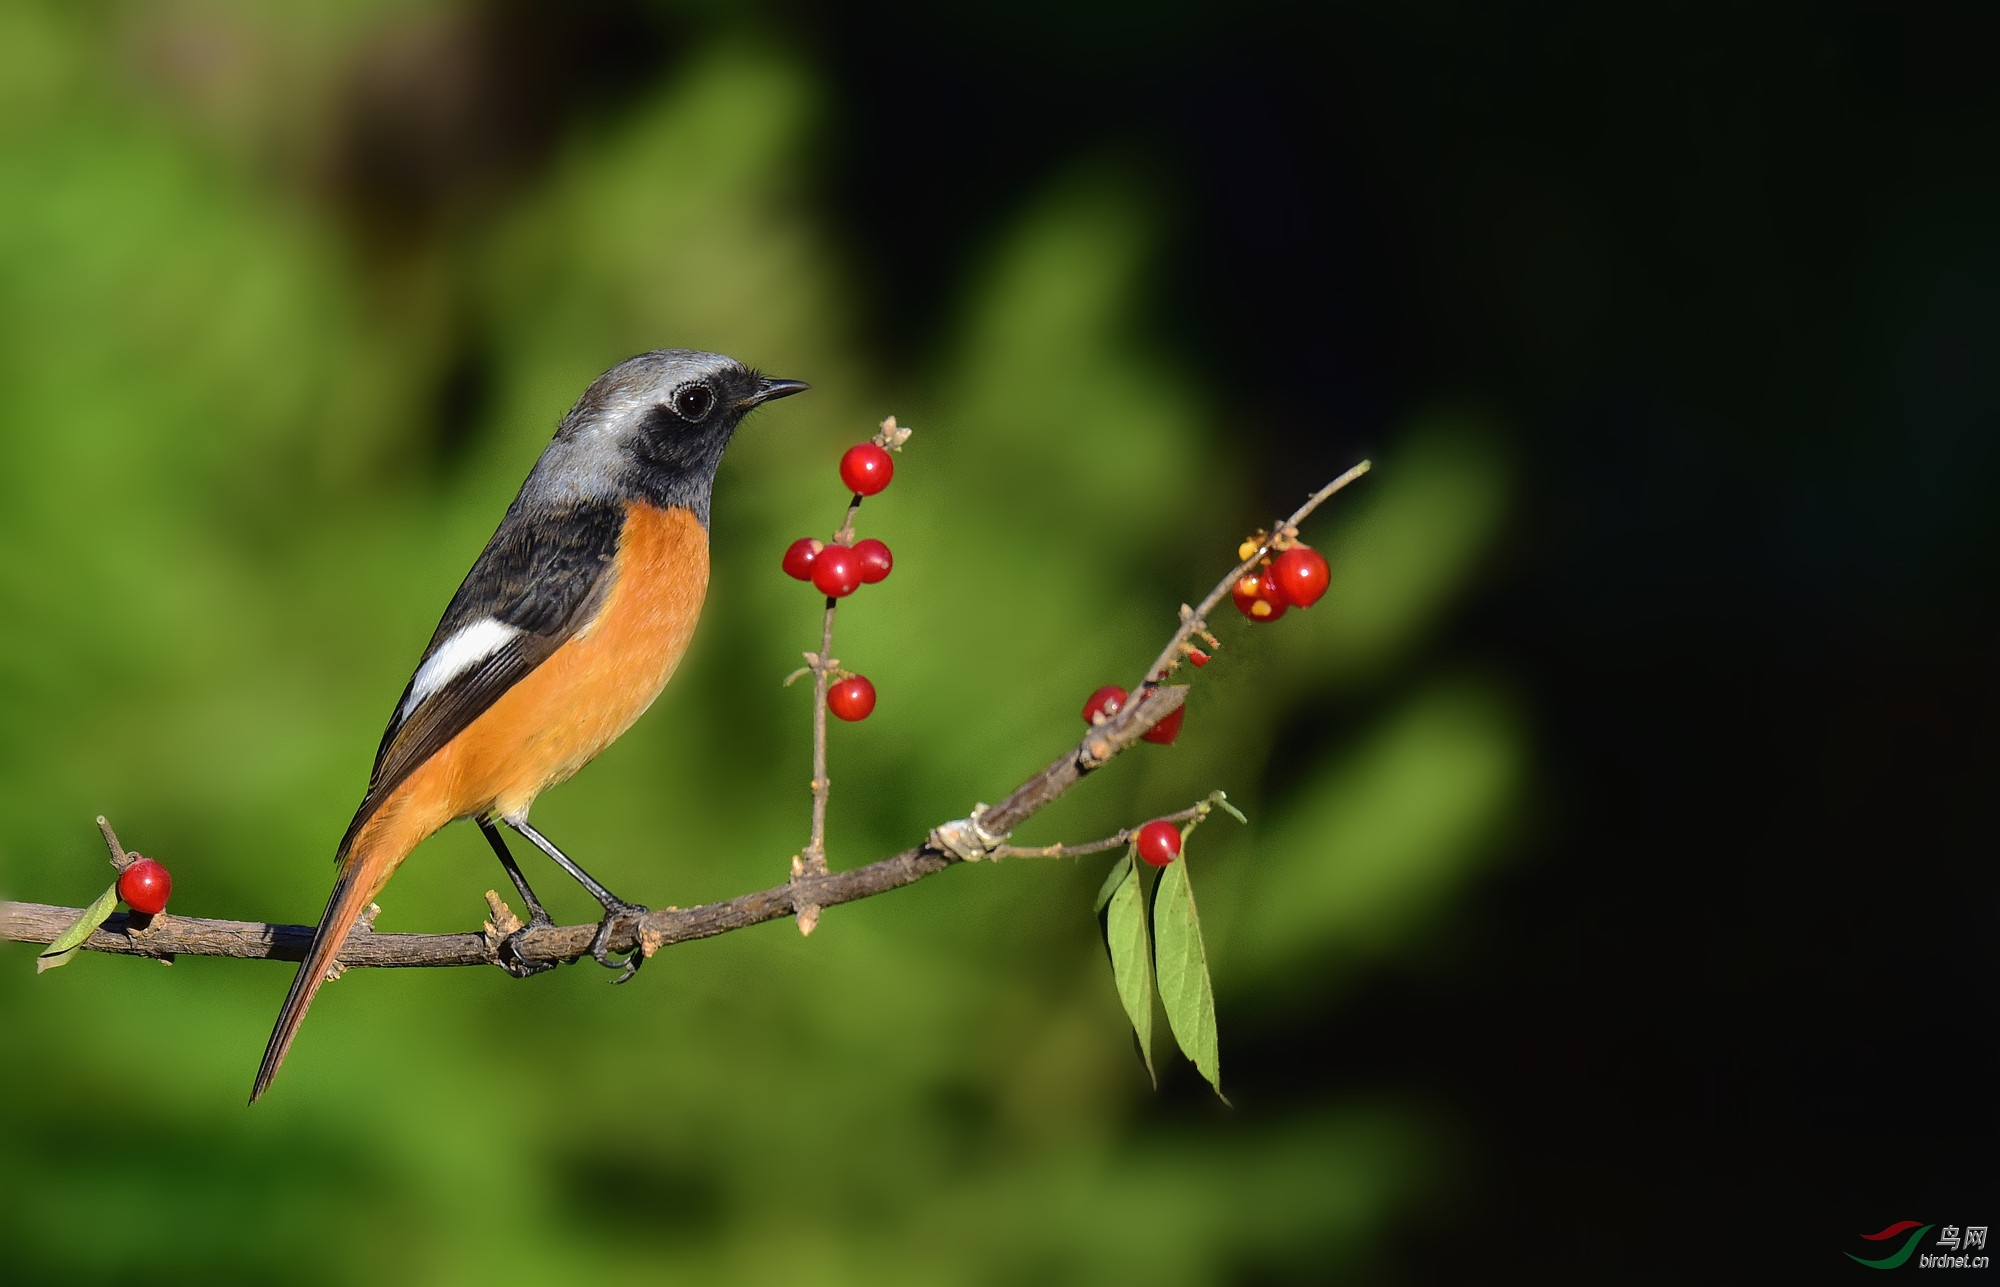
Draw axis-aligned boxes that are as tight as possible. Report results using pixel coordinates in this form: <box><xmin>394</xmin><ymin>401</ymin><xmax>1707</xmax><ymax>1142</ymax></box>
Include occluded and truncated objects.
<box><xmin>0</xmin><ymin>5</ymin><xmax>1519</xmax><ymax>1282</ymax></box>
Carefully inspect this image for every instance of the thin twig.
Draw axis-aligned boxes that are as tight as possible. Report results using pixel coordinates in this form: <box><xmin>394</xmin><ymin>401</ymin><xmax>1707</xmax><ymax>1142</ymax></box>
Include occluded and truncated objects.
<box><xmin>990</xmin><ymin>788</ymin><xmax>1243</xmax><ymax>859</ymax></box>
<box><xmin>798</xmin><ymin>416</ymin><xmax>905</xmax><ymax>897</ymax></box>
<box><xmin>991</xmin><ymin>801</ymin><xmax>1206</xmax><ymax>859</ymax></box>
<box><xmin>97</xmin><ymin>815</ymin><xmax>132</xmax><ymax>870</ymax></box>
<box><xmin>793</xmin><ymin>490</ymin><xmax>866</xmax><ymax>934</ymax></box>
<box><xmin>830</xmin><ymin>492</ymin><xmax>863</xmax><ymax>548</ymax></box>
<box><xmin>803</xmin><ymin>594</ymin><xmax>839</xmax><ymax>875</ymax></box>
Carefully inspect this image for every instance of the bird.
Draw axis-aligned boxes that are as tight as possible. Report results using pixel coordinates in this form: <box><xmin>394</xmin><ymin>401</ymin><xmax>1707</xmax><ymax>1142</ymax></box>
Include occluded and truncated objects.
<box><xmin>250</xmin><ymin>349</ymin><xmax>806</xmax><ymax>1103</ymax></box>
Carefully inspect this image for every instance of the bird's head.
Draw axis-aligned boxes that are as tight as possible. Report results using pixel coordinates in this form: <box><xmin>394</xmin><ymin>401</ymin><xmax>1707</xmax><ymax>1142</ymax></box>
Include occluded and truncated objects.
<box><xmin>531</xmin><ymin>349</ymin><xmax>808</xmax><ymax>522</ymax></box>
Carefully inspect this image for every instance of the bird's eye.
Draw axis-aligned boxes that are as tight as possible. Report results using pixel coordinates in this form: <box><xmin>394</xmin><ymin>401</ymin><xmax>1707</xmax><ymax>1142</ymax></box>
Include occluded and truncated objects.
<box><xmin>674</xmin><ymin>383</ymin><xmax>714</xmax><ymax>420</ymax></box>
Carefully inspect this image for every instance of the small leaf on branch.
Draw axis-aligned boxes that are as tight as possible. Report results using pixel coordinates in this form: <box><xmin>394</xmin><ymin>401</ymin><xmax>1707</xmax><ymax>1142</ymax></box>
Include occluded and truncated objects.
<box><xmin>1154</xmin><ymin>858</ymin><xmax>1223</xmax><ymax>1098</ymax></box>
<box><xmin>1100</xmin><ymin>854</ymin><xmax>1156</xmax><ymax>1086</ymax></box>
<box><xmin>1210</xmin><ymin>792</ymin><xmax>1248</xmax><ymax>824</ymax></box>
<box><xmin>1093</xmin><ymin>857</ymin><xmax>1129</xmax><ymax>914</ymax></box>
<box><xmin>36</xmin><ymin>883</ymin><xmax>120</xmax><ymax>974</ymax></box>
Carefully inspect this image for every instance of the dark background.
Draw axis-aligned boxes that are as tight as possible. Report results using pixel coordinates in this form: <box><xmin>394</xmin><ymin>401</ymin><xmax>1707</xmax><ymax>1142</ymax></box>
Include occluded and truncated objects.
<box><xmin>832</xmin><ymin>2</ymin><xmax>2000</xmax><ymax>1270</ymax></box>
<box><xmin>3</xmin><ymin>2</ymin><xmax>1995</xmax><ymax>1281</ymax></box>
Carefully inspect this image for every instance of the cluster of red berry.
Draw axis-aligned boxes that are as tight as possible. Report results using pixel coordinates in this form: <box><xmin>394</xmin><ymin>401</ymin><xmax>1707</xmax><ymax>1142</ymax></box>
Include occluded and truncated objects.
<box><xmin>1230</xmin><ymin>543</ymin><xmax>1331</xmax><ymax>621</ymax></box>
<box><xmin>781</xmin><ymin>535</ymin><xmax>893</xmax><ymax>599</ymax></box>
<box><xmin>1068</xmin><ymin>537</ymin><xmax>1334</xmax><ymax>871</ymax></box>
<box><xmin>782</xmin><ymin>441</ymin><xmax>898</xmax><ymax>721</ymax></box>
<box><xmin>1072</xmin><ymin>538</ymin><xmax>1334</xmax><ymax>751</ymax></box>
<box><xmin>1081</xmin><ymin>684</ymin><xmax>1183</xmax><ymax>745</ymax></box>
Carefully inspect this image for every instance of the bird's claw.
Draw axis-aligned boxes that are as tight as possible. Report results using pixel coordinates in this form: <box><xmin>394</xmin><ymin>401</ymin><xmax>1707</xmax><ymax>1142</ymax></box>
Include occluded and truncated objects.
<box><xmin>498</xmin><ymin>914</ymin><xmax>559</xmax><ymax>979</ymax></box>
<box><xmin>590</xmin><ymin>900</ymin><xmax>648</xmax><ymax>984</ymax></box>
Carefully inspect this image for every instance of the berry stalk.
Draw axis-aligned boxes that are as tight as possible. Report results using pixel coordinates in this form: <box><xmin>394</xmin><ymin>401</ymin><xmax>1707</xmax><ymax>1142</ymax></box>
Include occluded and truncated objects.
<box><xmin>801</xmin><ymin>490</ymin><xmax>864</xmax><ymax>881</ymax></box>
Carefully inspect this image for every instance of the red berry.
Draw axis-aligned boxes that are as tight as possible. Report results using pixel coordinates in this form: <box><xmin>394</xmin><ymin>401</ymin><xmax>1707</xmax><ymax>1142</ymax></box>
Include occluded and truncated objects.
<box><xmin>1231</xmin><ymin>568</ymin><xmax>1288</xmax><ymax>622</ymax></box>
<box><xmin>1135</xmin><ymin>820</ymin><xmax>1182</xmax><ymax>867</ymax></box>
<box><xmin>1229</xmin><ymin>573</ymin><xmax>1263</xmax><ymax>617</ymax></box>
<box><xmin>118</xmin><ymin>857</ymin><xmax>172</xmax><ymax>915</ymax></box>
<box><xmin>853</xmin><ymin>537</ymin><xmax>893</xmax><ymax>584</ymax></box>
<box><xmin>1141</xmin><ymin>705</ymin><xmax>1184</xmax><ymax>745</ymax></box>
<box><xmin>1259</xmin><ymin>568</ymin><xmax>1290</xmax><ymax>616</ymax></box>
<box><xmin>1187</xmin><ymin>648</ymin><xmax>1210</xmax><ymax>667</ymax></box>
<box><xmin>828</xmin><ymin>675</ymin><xmax>877</xmax><ymax>721</ymax></box>
<box><xmin>1081</xmin><ymin>684</ymin><xmax>1128</xmax><ymax>725</ymax></box>
<box><xmin>811</xmin><ymin>544</ymin><xmax>863</xmax><ymax>597</ymax></box>
<box><xmin>840</xmin><ymin>443</ymin><xmax>894</xmax><ymax>496</ymax></box>
<box><xmin>782</xmin><ymin>538</ymin><xmax>824</xmax><ymax>581</ymax></box>
<box><xmin>1270</xmin><ymin>546</ymin><xmax>1331</xmax><ymax>608</ymax></box>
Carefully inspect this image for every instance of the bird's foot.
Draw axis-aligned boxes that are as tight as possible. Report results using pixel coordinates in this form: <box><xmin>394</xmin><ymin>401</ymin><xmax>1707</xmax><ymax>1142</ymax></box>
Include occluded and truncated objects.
<box><xmin>590</xmin><ymin>900</ymin><xmax>649</xmax><ymax>984</ymax></box>
<box><xmin>498</xmin><ymin>913</ymin><xmax>560</xmax><ymax>979</ymax></box>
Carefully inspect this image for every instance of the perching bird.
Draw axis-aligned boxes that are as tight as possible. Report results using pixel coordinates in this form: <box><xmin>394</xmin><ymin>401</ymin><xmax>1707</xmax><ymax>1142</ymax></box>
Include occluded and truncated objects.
<box><xmin>251</xmin><ymin>350</ymin><xmax>806</xmax><ymax>1102</ymax></box>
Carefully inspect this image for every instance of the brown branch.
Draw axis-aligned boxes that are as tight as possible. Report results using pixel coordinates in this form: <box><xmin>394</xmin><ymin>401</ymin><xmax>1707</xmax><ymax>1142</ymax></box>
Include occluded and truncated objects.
<box><xmin>0</xmin><ymin>685</ymin><xmax>1187</xmax><ymax>970</ymax></box>
<box><xmin>0</xmin><ymin>454</ymin><xmax>1366</xmax><ymax>976</ymax></box>
<box><xmin>801</xmin><ymin>593</ymin><xmax>839</xmax><ymax>875</ymax></box>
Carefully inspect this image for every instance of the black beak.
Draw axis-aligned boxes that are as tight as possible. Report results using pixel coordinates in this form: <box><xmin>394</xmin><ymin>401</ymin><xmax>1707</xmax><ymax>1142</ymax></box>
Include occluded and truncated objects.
<box><xmin>749</xmin><ymin>377</ymin><xmax>810</xmax><ymax>406</ymax></box>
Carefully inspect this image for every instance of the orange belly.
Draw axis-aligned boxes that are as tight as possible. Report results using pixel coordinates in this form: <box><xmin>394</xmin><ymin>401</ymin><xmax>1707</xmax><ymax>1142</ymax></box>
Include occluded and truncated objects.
<box><xmin>350</xmin><ymin>502</ymin><xmax>709</xmax><ymax>869</ymax></box>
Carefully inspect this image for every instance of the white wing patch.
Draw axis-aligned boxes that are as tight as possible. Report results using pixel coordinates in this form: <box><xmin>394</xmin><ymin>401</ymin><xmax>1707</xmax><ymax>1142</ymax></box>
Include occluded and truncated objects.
<box><xmin>401</xmin><ymin>618</ymin><xmax>521</xmax><ymax>720</ymax></box>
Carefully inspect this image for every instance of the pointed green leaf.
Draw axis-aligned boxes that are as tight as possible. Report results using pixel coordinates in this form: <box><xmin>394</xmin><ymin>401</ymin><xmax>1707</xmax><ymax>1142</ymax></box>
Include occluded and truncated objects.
<box><xmin>1212</xmin><ymin>793</ymin><xmax>1248</xmax><ymax>824</ymax></box>
<box><xmin>36</xmin><ymin>883</ymin><xmax>120</xmax><ymax>974</ymax></box>
<box><xmin>1154</xmin><ymin>859</ymin><xmax>1222</xmax><ymax>1097</ymax></box>
<box><xmin>1094</xmin><ymin>855</ymin><xmax>1129</xmax><ymax>914</ymax></box>
<box><xmin>1102</xmin><ymin>855</ymin><xmax>1156</xmax><ymax>1085</ymax></box>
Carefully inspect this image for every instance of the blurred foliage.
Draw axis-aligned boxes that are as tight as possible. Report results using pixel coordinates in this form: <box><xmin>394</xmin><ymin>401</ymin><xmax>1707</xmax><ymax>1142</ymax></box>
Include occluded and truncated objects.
<box><xmin>0</xmin><ymin>4</ymin><xmax>1517</xmax><ymax>1282</ymax></box>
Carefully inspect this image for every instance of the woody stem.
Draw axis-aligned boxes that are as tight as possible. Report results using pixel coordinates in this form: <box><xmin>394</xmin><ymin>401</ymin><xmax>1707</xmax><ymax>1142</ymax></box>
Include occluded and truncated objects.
<box><xmin>988</xmin><ymin>801</ymin><xmax>1208</xmax><ymax>859</ymax></box>
<box><xmin>804</xmin><ymin>596</ymin><xmax>836</xmax><ymax>877</ymax></box>
<box><xmin>800</xmin><ymin>492</ymin><xmax>863</xmax><ymax>883</ymax></box>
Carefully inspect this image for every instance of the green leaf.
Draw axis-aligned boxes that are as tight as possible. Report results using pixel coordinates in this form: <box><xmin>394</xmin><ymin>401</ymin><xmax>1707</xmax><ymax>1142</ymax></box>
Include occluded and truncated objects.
<box><xmin>36</xmin><ymin>882</ymin><xmax>120</xmax><ymax>974</ymax></box>
<box><xmin>1155</xmin><ymin>859</ymin><xmax>1223</xmax><ymax>1098</ymax></box>
<box><xmin>1101</xmin><ymin>855</ymin><xmax>1156</xmax><ymax>1086</ymax></box>
<box><xmin>1212</xmin><ymin>792</ymin><xmax>1248</xmax><ymax>824</ymax></box>
<box><xmin>1093</xmin><ymin>855</ymin><xmax>1129</xmax><ymax>914</ymax></box>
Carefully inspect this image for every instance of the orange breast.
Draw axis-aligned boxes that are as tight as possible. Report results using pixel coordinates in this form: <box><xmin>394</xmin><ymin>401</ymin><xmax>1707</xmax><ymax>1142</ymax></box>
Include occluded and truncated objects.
<box><xmin>351</xmin><ymin>503</ymin><xmax>710</xmax><ymax>868</ymax></box>
<box><xmin>466</xmin><ymin>500</ymin><xmax>709</xmax><ymax>819</ymax></box>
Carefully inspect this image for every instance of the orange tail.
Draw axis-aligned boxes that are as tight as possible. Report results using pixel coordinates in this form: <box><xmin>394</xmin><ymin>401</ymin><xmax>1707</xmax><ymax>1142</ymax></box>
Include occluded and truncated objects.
<box><xmin>249</xmin><ymin>832</ymin><xmax>405</xmax><ymax>1103</ymax></box>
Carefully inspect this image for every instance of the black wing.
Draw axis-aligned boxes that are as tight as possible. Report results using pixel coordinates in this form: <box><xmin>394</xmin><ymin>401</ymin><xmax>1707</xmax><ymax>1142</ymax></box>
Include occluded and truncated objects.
<box><xmin>336</xmin><ymin>500</ymin><xmax>626</xmax><ymax>859</ymax></box>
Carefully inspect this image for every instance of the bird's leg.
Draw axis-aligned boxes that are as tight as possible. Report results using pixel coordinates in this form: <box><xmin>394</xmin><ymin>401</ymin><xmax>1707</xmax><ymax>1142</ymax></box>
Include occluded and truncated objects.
<box><xmin>478</xmin><ymin>818</ymin><xmax>558</xmax><ymax>979</ymax></box>
<box><xmin>503</xmin><ymin>817</ymin><xmax>648</xmax><ymax>982</ymax></box>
